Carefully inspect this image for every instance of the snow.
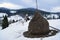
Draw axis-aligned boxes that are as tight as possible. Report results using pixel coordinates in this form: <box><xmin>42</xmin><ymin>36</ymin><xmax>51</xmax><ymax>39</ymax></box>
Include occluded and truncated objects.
<box><xmin>10</xmin><ymin>11</ymin><xmax>16</xmax><ymax>13</ymax></box>
<box><xmin>0</xmin><ymin>13</ymin><xmax>8</xmax><ymax>17</ymax></box>
<box><xmin>8</xmin><ymin>15</ymin><xmax>24</xmax><ymax>21</ymax></box>
<box><xmin>48</xmin><ymin>19</ymin><xmax>60</xmax><ymax>29</ymax></box>
<box><xmin>0</xmin><ymin>18</ymin><xmax>60</xmax><ymax>40</ymax></box>
<box><xmin>47</xmin><ymin>14</ymin><xmax>59</xmax><ymax>19</ymax></box>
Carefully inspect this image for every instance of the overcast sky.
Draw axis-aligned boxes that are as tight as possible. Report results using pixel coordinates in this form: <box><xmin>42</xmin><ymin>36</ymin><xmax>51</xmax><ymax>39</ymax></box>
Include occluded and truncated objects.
<box><xmin>0</xmin><ymin>0</ymin><xmax>60</xmax><ymax>12</ymax></box>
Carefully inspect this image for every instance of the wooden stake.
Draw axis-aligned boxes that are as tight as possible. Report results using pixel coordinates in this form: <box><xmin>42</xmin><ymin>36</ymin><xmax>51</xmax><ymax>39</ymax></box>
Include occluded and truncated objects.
<box><xmin>41</xmin><ymin>37</ymin><xmax>43</xmax><ymax>40</ymax></box>
<box><xmin>36</xmin><ymin>0</ymin><xmax>38</xmax><ymax>10</ymax></box>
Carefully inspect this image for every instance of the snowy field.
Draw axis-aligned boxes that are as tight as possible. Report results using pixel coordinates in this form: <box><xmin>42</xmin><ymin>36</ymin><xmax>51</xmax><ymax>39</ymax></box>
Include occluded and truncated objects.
<box><xmin>0</xmin><ymin>19</ymin><xmax>60</xmax><ymax>40</ymax></box>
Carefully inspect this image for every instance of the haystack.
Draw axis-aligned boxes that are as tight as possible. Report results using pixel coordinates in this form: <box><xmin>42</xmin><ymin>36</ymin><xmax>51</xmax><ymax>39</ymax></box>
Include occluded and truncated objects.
<box><xmin>28</xmin><ymin>12</ymin><xmax>49</xmax><ymax>35</ymax></box>
<box><xmin>23</xmin><ymin>12</ymin><xmax>58</xmax><ymax>38</ymax></box>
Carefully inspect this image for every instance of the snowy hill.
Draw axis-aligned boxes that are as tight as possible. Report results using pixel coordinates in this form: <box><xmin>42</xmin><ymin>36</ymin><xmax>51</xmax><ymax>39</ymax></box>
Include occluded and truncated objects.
<box><xmin>8</xmin><ymin>15</ymin><xmax>24</xmax><ymax>21</ymax></box>
<box><xmin>0</xmin><ymin>18</ymin><xmax>60</xmax><ymax>40</ymax></box>
<box><xmin>0</xmin><ymin>13</ymin><xmax>8</xmax><ymax>18</ymax></box>
<box><xmin>0</xmin><ymin>7</ymin><xmax>60</xmax><ymax>18</ymax></box>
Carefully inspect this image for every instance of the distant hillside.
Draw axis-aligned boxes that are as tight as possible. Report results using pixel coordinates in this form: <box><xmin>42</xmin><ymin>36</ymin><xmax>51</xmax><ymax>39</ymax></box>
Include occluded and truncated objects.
<box><xmin>16</xmin><ymin>8</ymin><xmax>51</xmax><ymax>16</ymax></box>
<box><xmin>0</xmin><ymin>7</ymin><xmax>16</xmax><ymax>16</ymax></box>
<box><xmin>0</xmin><ymin>7</ymin><xmax>10</xmax><ymax>13</ymax></box>
<box><xmin>0</xmin><ymin>7</ymin><xmax>60</xmax><ymax>17</ymax></box>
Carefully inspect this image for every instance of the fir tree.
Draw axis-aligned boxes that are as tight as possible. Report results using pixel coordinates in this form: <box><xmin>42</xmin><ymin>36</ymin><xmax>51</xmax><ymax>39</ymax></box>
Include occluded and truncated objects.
<box><xmin>2</xmin><ymin>15</ymin><xmax>9</xmax><ymax>29</ymax></box>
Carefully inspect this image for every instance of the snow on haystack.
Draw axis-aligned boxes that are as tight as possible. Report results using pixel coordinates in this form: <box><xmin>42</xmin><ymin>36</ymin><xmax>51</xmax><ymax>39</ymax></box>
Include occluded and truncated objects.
<box><xmin>0</xmin><ymin>18</ymin><xmax>60</xmax><ymax>40</ymax></box>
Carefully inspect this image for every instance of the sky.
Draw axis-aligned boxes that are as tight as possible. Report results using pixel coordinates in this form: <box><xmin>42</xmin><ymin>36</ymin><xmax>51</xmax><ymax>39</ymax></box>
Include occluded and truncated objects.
<box><xmin>0</xmin><ymin>0</ymin><xmax>60</xmax><ymax>12</ymax></box>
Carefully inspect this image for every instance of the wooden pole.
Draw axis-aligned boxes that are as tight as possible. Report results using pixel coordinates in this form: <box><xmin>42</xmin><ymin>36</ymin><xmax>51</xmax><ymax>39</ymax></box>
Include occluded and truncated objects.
<box><xmin>41</xmin><ymin>37</ymin><xmax>43</xmax><ymax>40</ymax></box>
<box><xmin>36</xmin><ymin>0</ymin><xmax>38</xmax><ymax>10</ymax></box>
<box><xmin>36</xmin><ymin>0</ymin><xmax>43</xmax><ymax>40</ymax></box>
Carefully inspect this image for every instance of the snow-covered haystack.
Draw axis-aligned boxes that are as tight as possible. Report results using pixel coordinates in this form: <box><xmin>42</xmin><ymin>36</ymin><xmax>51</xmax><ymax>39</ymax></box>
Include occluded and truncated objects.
<box><xmin>28</xmin><ymin>13</ymin><xmax>49</xmax><ymax>34</ymax></box>
<box><xmin>23</xmin><ymin>12</ymin><xmax>58</xmax><ymax>38</ymax></box>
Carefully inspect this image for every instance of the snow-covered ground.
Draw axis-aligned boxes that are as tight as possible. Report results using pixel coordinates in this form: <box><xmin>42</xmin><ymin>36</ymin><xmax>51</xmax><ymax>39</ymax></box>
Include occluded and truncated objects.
<box><xmin>8</xmin><ymin>15</ymin><xmax>24</xmax><ymax>21</ymax></box>
<box><xmin>0</xmin><ymin>19</ymin><xmax>60</xmax><ymax>40</ymax></box>
<box><xmin>0</xmin><ymin>13</ymin><xmax>8</xmax><ymax>18</ymax></box>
